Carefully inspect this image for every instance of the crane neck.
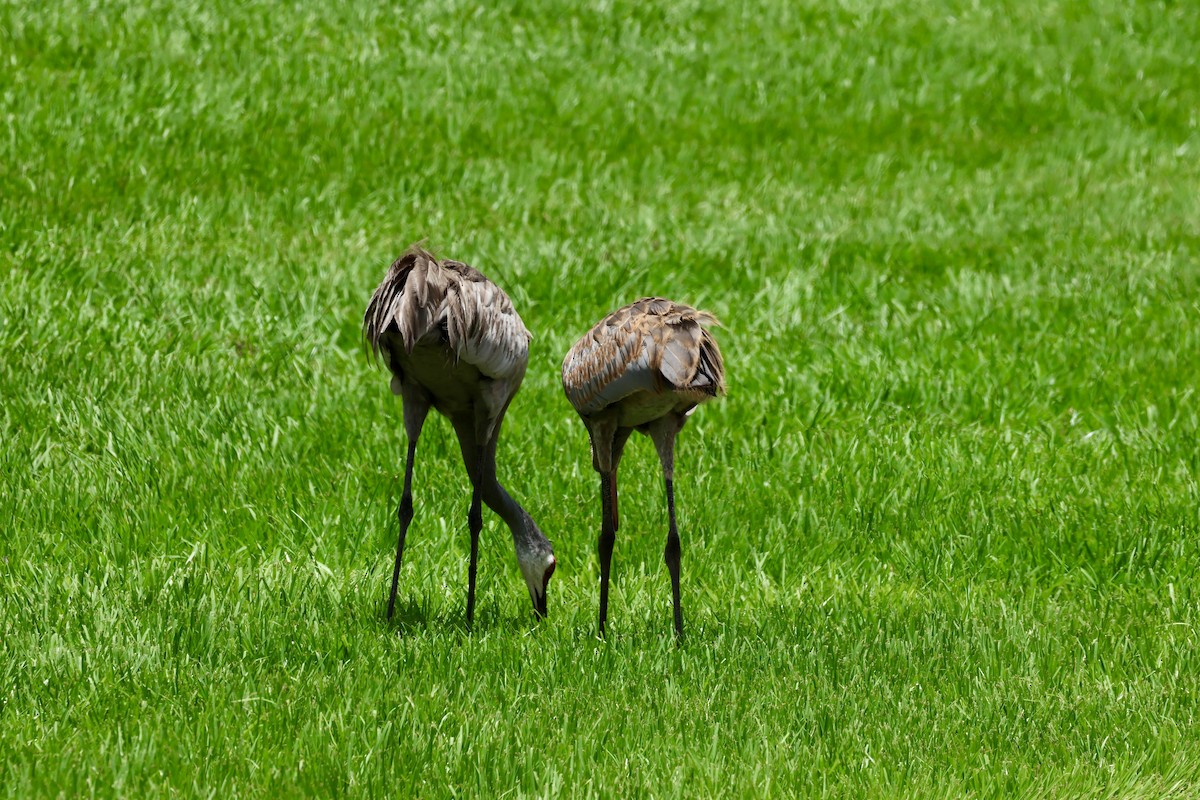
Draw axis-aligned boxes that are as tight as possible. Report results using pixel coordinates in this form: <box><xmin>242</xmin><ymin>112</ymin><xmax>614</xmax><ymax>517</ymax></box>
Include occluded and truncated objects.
<box><xmin>483</xmin><ymin>477</ymin><xmax>547</xmax><ymax>549</ymax></box>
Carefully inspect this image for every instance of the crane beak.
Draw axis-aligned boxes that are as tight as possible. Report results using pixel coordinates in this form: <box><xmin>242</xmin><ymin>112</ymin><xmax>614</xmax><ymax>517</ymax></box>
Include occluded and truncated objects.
<box><xmin>532</xmin><ymin>557</ymin><xmax>555</xmax><ymax>618</ymax></box>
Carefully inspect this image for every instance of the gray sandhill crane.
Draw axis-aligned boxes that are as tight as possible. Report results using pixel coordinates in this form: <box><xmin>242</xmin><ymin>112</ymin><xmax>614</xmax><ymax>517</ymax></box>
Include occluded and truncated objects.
<box><xmin>364</xmin><ymin>246</ymin><xmax>556</xmax><ymax>624</ymax></box>
<box><xmin>562</xmin><ymin>297</ymin><xmax>726</xmax><ymax>640</ymax></box>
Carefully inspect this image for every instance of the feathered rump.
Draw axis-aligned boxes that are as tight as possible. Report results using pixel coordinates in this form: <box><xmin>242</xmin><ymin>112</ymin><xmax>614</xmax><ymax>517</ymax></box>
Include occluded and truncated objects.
<box><xmin>363</xmin><ymin>247</ymin><xmax>530</xmax><ymax>383</ymax></box>
<box><xmin>363</xmin><ymin>248</ymin><xmax>443</xmax><ymax>357</ymax></box>
<box><xmin>562</xmin><ymin>297</ymin><xmax>725</xmax><ymax>414</ymax></box>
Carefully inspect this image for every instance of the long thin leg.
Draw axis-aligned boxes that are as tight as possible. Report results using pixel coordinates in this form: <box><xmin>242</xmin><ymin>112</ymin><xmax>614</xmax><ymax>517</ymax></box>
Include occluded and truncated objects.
<box><xmin>466</xmin><ymin>443</ymin><xmax>484</xmax><ymax>627</ymax></box>
<box><xmin>388</xmin><ymin>391</ymin><xmax>430</xmax><ymax>620</ymax></box>
<box><xmin>598</xmin><ymin>470</ymin><xmax>617</xmax><ymax>637</ymax></box>
<box><xmin>452</xmin><ymin>419</ymin><xmax>489</xmax><ymax>628</ymax></box>
<box><xmin>589</xmin><ymin>419</ymin><xmax>625</xmax><ymax>637</ymax></box>
<box><xmin>664</xmin><ymin>476</ymin><xmax>682</xmax><ymax>641</ymax></box>
<box><xmin>609</xmin><ymin>428</ymin><xmax>633</xmax><ymax>532</ymax></box>
<box><xmin>649</xmin><ymin>416</ymin><xmax>684</xmax><ymax>641</ymax></box>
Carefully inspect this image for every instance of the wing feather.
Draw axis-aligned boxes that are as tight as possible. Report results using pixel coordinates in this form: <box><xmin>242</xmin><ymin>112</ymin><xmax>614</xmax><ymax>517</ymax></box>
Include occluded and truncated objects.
<box><xmin>444</xmin><ymin>264</ymin><xmax>531</xmax><ymax>383</ymax></box>
<box><xmin>364</xmin><ymin>247</ymin><xmax>449</xmax><ymax>358</ymax></box>
<box><xmin>364</xmin><ymin>248</ymin><xmax>530</xmax><ymax>383</ymax></box>
<box><xmin>562</xmin><ymin>297</ymin><xmax>725</xmax><ymax>415</ymax></box>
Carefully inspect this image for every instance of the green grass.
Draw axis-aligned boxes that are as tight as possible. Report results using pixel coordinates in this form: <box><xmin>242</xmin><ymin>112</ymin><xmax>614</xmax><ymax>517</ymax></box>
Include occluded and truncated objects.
<box><xmin>3</xmin><ymin>0</ymin><xmax>1200</xmax><ymax>795</ymax></box>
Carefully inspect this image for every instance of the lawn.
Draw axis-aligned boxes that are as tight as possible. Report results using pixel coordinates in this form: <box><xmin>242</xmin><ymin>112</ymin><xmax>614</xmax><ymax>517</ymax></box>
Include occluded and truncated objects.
<box><xmin>2</xmin><ymin>0</ymin><xmax>1199</xmax><ymax>796</ymax></box>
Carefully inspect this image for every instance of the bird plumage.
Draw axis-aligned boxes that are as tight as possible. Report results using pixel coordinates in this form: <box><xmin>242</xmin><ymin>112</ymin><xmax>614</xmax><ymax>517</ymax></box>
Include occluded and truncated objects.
<box><xmin>562</xmin><ymin>297</ymin><xmax>725</xmax><ymax>420</ymax></box>
<box><xmin>365</xmin><ymin>249</ymin><xmax>531</xmax><ymax>385</ymax></box>
<box><xmin>562</xmin><ymin>297</ymin><xmax>725</xmax><ymax>641</ymax></box>
<box><xmin>364</xmin><ymin>246</ymin><xmax>554</xmax><ymax>623</ymax></box>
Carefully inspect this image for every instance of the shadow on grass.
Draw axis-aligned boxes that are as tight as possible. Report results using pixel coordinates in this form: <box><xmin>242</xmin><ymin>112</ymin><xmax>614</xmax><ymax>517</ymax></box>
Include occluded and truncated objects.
<box><xmin>382</xmin><ymin>595</ymin><xmax>431</xmax><ymax>634</ymax></box>
<box><xmin>380</xmin><ymin>593</ymin><xmax>551</xmax><ymax>638</ymax></box>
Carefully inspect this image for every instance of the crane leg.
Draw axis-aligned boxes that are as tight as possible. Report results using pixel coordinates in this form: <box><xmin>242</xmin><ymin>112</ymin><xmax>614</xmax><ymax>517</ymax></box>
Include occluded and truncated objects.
<box><xmin>598</xmin><ymin>471</ymin><xmax>618</xmax><ymax>637</ymax></box>
<box><xmin>389</xmin><ymin>394</ymin><xmax>429</xmax><ymax>620</ymax></box>
<box><xmin>664</xmin><ymin>476</ymin><xmax>683</xmax><ymax>642</ymax></box>
<box><xmin>466</xmin><ymin>444</ymin><xmax>484</xmax><ymax>627</ymax></box>
<box><xmin>650</xmin><ymin>416</ymin><xmax>684</xmax><ymax>643</ymax></box>
<box><xmin>609</xmin><ymin>428</ymin><xmax>632</xmax><ymax>532</ymax></box>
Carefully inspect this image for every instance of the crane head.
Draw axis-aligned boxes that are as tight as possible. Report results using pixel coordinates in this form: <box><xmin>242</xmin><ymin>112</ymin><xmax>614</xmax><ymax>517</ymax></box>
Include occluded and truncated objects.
<box><xmin>521</xmin><ymin>552</ymin><xmax>556</xmax><ymax>618</ymax></box>
<box><xmin>515</xmin><ymin>513</ymin><xmax>556</xmax><ymax>618</ymax></box>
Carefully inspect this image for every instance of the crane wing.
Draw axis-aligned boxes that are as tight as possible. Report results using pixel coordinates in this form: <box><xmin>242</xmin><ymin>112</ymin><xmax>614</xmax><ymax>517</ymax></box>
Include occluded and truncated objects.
<box><xmin>442</xmin><ymin>261</ymin><xmax>531</xmax><ymax>384</ymax></box>
<box><xmin>562</xmin><ymin>297</ymin><xmax>725</xmax><ymax>415</ymax></box>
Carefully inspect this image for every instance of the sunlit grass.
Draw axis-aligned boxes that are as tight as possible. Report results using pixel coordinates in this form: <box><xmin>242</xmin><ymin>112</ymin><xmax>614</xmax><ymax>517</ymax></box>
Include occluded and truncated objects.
<box><xmin>2</xmin><ymin>0</ymin><xmax>1199</xmax><ymax>796</ymax></box>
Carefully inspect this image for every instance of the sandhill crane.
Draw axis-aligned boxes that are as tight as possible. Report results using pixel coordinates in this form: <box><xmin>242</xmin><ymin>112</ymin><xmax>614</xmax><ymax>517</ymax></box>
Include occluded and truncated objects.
<box><xmin>562</xmin><ymin>297</ymin><xmax>725</xmax><ymax>640</ymax></box>
<box><xmin>364</xmin><ymin>246</ymin><xmax>556</xmax><ymax>624</ymax></box>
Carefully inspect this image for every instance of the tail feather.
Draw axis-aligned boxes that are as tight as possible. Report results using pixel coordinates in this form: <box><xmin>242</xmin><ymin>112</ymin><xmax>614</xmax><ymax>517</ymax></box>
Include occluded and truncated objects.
<box><xmin>694</xmin><ymin>328</ymin><xmax>726</xmax><ymax>396</ymax></box>
<box><xmin>363</xmin><ymin>246</ymin><xmax>447</xmax><ymax>358</ymax></box>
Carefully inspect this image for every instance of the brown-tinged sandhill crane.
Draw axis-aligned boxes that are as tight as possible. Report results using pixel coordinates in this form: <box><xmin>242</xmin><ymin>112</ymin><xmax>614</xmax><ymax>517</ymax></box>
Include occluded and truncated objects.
<box><xmin>364</xmin><ymin>247</ymin><xmax>556</xmax><ymax>624</ymax></box>
<box><xmin>562</xmin><ymin>297</ymin><xmax>726</xmax><ymax>640</ymax></box>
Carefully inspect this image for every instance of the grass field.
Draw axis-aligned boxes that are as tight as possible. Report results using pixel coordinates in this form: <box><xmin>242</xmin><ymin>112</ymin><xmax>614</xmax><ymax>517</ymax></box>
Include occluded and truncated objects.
<box><xmin>3</xmin><ymin>0</ymin><xmax>1200</xmax><ymax>796</ymax></box>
